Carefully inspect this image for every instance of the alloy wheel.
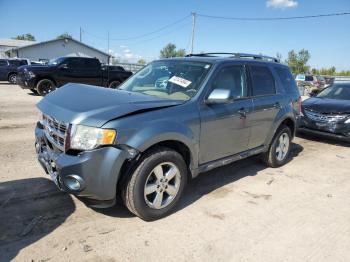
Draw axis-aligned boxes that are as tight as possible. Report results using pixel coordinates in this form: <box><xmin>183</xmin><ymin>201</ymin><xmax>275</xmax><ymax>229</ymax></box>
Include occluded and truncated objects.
<box><xmin>276</xmin><ymin>132</ymin><xmax>290</xmax><ymax>161</ymax></box>
<box><xmin>144</xmin><ymin>162</ymin><xmax>181</xmax><ymax>209</ymax></box>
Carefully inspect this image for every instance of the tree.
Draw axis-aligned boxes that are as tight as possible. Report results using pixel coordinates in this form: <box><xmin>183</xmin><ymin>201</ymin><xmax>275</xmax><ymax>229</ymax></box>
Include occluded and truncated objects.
<box><xmin>160</xmin><ymin>43</ymin><xmax>186</xmax><ymax>58</ymax></box>
<box><xmin>12</xmin><ymin>33</ymin><xmax>35</xmax><ymax>41</ymax></box>
<box><xmin>56</xmin><ymin>33</ymin><xmax>72</xmax><ymax>39</ymax></box>
<box><xmin>137</xmin><ymin>58</ymin><xmax>146</xmax><ymax>65</ymax></box>
<box><xmin>285</xmin><ymin>49</ymin><xmax>310</xmax><ymax>74</ymax></box>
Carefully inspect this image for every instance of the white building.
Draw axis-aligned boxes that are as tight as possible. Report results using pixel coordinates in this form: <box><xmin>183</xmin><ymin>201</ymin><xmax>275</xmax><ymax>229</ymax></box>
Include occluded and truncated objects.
<box><xmin>6</xmin><ymin>38</ymin><xmax>110</xmax><ymax>64</ymax></box>
<box><xmin>0</xmin><ymin>39</ymin><xmax>36</xmax><ymax>58</ymax></box>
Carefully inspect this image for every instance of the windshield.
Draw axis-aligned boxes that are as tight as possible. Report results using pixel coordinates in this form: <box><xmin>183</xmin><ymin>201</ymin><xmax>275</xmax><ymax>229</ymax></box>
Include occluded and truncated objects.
<box><xmin>48</xmin><ymin>57</ymin><xmax>65</xmax><ymax>66</ymax></box>
<box><xmin>317</xmin><ymin>84</ymin><xmax>350</xmax><ymax>100</ymax></box>
<box><xmin>118</xmin><ymin>60</ymin><xmax>212</xmax><ymax>101</ymax></box>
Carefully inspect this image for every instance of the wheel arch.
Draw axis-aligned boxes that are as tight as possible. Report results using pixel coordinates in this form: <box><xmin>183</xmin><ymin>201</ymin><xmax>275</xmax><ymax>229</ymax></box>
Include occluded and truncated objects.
<box><xmin>35</xmin><ymin>76</ymin><xmax>57</xmax><ymax>87</ymax></box>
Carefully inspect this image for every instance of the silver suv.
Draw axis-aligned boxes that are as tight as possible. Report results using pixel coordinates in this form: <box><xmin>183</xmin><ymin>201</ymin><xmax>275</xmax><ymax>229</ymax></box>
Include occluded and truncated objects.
<box><xmin>35</xmin><ymin>53</ymin><xmax>301</xmax><ymax>220</ymax></box>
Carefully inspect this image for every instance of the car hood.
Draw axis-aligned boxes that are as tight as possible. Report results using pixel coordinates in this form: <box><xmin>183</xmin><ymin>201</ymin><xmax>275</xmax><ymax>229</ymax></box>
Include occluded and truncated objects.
<box><xmin>303</xmin><ymin>97</ymin><xmax>350</xmax><ymax>114</ymax></box>
<box><xmin>37</xmin><ymin>83</ymin><xmax>183</xmax><ymax>127</ymax></box>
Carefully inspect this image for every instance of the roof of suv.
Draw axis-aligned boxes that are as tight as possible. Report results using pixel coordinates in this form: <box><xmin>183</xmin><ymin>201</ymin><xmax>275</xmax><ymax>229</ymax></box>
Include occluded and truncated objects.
<box><xmin>159</xmin><ymin>53</ymin><xmax>285</xmax><ymax>67</ymax></box>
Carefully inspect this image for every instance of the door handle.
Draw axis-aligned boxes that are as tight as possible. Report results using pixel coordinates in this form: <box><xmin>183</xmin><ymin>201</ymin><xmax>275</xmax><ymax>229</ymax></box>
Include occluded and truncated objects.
<box><xmin>238</xmin><ymin>107</ymin><xmax>247</xmax><ymax>119</ymax></box>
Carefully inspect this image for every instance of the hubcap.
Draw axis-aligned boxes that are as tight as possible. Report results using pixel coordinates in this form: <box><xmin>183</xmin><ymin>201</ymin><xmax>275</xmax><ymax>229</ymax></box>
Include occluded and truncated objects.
<box><xmin>276</xmin><ymin>132</ymin><xmax>290</xmax><ymax>161</ymax></box>
<box><xmin>39</xmin><ymin>81</ymin><xmax>53</xmax><ymax>95</ymax></box>
<box><xmin>144</xmin><ymin>162</ymin><xmax>181</xmax><ymax>209</ymax></box>
<box><xmin>10</xmin><ymin>75</ymin><xmax>16</xmax><ymax>83</ymax></box>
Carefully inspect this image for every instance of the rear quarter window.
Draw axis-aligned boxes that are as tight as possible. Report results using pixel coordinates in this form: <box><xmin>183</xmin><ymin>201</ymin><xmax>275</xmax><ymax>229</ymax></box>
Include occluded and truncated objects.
<box><xmin>250</xmin><ymin>66</ymin><xmax>276</xmax><ymax>96</ymax></box>
<box><xmin>275</xmin><ymin>67</ymin><xmax>298</xmax><ymax>94</ymax></box>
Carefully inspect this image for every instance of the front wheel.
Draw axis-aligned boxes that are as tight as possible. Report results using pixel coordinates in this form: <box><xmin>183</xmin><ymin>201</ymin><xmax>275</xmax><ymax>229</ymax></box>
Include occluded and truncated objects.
<box><xmin>261</xmin><ymin>125</ymin><xmax>292</xmax><ymax>168</ymax></box>
<box><xmin>36</xmin><ymin>79</ymin><xmax>56</xmax><ymax>96</ymax></box>
<box><xmin>122</xmin><ymin>147</ymin><xmax>188</xmax><ymax>221</ymax></box>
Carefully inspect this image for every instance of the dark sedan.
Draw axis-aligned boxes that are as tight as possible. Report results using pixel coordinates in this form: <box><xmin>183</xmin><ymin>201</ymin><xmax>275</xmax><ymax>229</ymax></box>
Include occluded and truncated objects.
<box><xmin>298</xmin><ymin>83</ymin><xmax>350</xmax><ymax>142</ymax></box>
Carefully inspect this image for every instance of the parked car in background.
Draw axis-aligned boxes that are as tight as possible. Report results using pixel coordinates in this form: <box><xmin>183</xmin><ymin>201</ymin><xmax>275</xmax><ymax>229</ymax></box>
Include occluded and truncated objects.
<box><xmin>0</xmin><ymin>58</ymin><xmax>30</xmax><ymax>84</ymax></box>
<box><xmin>324</xmin><ymin>76</ymin><xmax>335</xmax><ymax>88</ymax></box>
<box><xmin>34</xmin><ymin>53</ymin><xmax>301</xmax><ymax>220</ymax></box>
<box><xmin>17</xmin><ymin>57</ymin><xmax>133</xmax><ymax>95</ymax></box>
<box><xmin>299</xmin><ymin>83</ymin><xmax>350</xmax><ymax>142</ymax></box>
<box><xmin>295</xmin><ymin>74</ymin><xmax>326</xmax><ymax>95</ymax></box>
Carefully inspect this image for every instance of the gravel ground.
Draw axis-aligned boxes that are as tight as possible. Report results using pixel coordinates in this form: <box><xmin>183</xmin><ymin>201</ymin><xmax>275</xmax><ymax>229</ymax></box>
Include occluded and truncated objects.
<box><xmin>0</xmin><ymin>82</ymin><xmax>349</xmax><ymax>262</ymax></box>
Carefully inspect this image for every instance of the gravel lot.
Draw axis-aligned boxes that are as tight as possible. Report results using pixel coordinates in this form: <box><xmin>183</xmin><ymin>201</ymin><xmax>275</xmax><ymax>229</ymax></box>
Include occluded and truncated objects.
<box><xmin>0</xmin><ymin>82</ymin><xmax>349</xmax><ymax>262</ymax></box>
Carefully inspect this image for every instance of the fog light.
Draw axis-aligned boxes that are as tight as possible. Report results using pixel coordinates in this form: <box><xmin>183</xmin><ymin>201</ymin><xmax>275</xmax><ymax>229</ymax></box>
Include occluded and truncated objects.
<box><xmin>65</xmin><ymin>175</ymin><xmax>82</xmax><ymax>191</ymax></box>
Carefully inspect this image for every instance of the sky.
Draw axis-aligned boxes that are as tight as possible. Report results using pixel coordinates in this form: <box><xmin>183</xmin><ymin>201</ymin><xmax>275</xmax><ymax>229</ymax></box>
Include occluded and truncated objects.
<box><xmin>0</xmin><ymin>0</ymin><xmax>349</xmax><ymax>70</ymax></box>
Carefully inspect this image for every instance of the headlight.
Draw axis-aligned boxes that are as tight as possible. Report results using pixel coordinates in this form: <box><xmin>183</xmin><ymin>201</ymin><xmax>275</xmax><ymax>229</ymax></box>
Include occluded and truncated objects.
<box><xmin>345</xmin><ymin>118</ymin><xmax>350</xmax><ymax>124</ymax></box>
<box><xmin>70</xmin><ymin>125</ymin><xmax>116</xmax><ymax>150</ymax></box>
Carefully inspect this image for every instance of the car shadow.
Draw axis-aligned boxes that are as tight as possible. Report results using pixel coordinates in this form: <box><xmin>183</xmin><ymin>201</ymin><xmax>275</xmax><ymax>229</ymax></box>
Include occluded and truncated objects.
<box><xmin>297</xmin><ymin>132</ymin><xmax>350</xmax><ymax>148</ymax></box>
<box><xmin>98</xmin><ymin>142</ymin><xmax>303</xmax><ymax>219</ymax></box>
<box><xmin>0</xmin><ymin>177</ymin><xmax>75</xmax><ymax>261</ymax></box>
<box><xmin>175</xmin><ymin>142</ymin><xmax>303</xmax><ymax>214</ymax></box>
<box><xmin>27</xmin><ymin>91</ymin><xmax>41</xmax><ymax>96</ymax></box>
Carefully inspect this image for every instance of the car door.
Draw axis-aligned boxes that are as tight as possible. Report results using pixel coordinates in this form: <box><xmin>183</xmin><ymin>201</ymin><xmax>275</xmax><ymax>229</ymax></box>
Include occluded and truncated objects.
<box><xmin>199</xmin><ymin>64</ymin><xmax>253</xmax><ymax>164</ymax></box>
<box><xmin>0</xmin><ymin>60</ymin><xmax>9</xmax><ymax>80</ymax></box>
<box><xmin>58</xmin><ymin>57</ymin><xmax>95</xmax><ymax>85</ymax></box>
<box><xmin>81</xmin><ymin>58</ymin><xmax>103</xmax><ymax>86</ymax></box>
<box><xmin>247</xmin><ymin>65</ymin><xmax>281</xmax><ymax>149</ymax></box>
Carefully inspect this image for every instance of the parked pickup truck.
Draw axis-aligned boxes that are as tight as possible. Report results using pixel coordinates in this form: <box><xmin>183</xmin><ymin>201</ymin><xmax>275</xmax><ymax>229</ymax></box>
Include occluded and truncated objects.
<box><xmin>34</xmin><ymin>53</ymin><xmax>301</xmax><ymax>220</ymax></box>
<box><xmin>17</xmin><ymin>56</ymin><xmax>132</xmax><ymax>95</ymax></box>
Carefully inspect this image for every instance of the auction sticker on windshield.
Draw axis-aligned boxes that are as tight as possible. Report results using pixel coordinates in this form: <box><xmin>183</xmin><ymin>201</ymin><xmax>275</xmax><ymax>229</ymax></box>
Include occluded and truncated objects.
<box><xmin>168</xmin><ymin>76</ymin><xmax>192</xmax><ymax>88</ymax></box>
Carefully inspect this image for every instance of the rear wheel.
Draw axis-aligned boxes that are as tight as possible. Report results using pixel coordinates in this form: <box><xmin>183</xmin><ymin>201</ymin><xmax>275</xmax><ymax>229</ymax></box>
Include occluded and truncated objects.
<box><xmin>8</xmin><ymin>73</ymin><xmax>17</xmax><ymax>84</ymax></box>
<box><xmin>36</xmin><ymin>79</ymin><xmax>56</xmax><ymax>96</ymax></box>
<box><xmin>261</xmin><ymin>125</ymin><xmax>292</xmax><ymax>168</ymax></box>
<box><xmin>108</xmin><ymin>80</ymin><xmax>121</xmax><ymax>89</ymax></box>
<box><xmin>122</xmin><ymin>147</ymin><xmax>188</xmax><ymax>221</ymax></box>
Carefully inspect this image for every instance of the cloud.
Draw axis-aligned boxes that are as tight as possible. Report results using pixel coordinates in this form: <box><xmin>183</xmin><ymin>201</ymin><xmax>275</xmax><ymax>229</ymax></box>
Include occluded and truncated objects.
<box><xmin>266</xmin><ymin>0</ymin><xmax>298</xmax><ymax>9</ymax></box>
<box><xmin>119</xmin><ymin>45</ymin><xmax>128</xmax><ymax>49</ymax></box>
<box><xmin>123</xmin><ymin>49</ymin><xmax>131</xmax><ymax>53</ymax></box>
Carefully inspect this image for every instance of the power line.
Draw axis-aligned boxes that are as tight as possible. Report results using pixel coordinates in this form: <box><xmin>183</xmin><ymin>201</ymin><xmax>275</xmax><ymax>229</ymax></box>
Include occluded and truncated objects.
<box><xmin>197</xmin><ymin>12</ymin><xmax>350</xmax><ymax>21</ymax></box>
<box><xmin>109</xmin><ymin>21</ymin><xmax>192</xmax><ymax>47</ymax></box>
<box><xmin>84</xmin><ymin>14</ymin><xmax>191</xmax><ymax>41</ymax></box>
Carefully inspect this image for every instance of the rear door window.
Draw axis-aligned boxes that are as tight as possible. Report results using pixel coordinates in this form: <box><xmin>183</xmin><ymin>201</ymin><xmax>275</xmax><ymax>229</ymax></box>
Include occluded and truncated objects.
<box><xmin>275</xmin><ymin>67</ymin><xmax>297</xmax><ymax>94</ymax></box>
<box><xmin>250</xmin><ymin>66</ymin><xmax>276</xmax><ymax>96</ymax></box>
<box><xmin>67</xmin><ymin>58</ymin><xmax>83</xmax><ymax>69</ymax></box>
<box><xmin>84</xmin><ymin>59</ymin><xmax>100</xmax><ymax>69</ymax></box>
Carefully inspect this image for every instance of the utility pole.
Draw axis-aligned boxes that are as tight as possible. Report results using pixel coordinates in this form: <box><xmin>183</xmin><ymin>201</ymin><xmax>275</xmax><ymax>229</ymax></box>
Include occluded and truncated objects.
<box><xmin>190</xmin><ymin>12</ymin><xmax>196</xmax><ymax>54</ymax></box>
<box><xmin>79</xmin><ymin>27</ymin><xmax>82</xmax><ymax>42</ymax></box>
<box><xmin>107</xmin><ymin>31</ymin><xmax>110</xmax><ymax>84</ymax></box>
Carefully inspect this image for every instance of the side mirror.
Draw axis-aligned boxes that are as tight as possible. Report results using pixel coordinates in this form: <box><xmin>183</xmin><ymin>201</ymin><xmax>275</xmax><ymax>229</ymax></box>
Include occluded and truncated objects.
<box><xmin>205</xmin><ymin>89</ymin><xmax>231</xmax><ymax>104</ymax></box>
<box><xmin>59</xmin><ymin>63</ymin><xmax>68</xmax><ymax>69</ymax></box>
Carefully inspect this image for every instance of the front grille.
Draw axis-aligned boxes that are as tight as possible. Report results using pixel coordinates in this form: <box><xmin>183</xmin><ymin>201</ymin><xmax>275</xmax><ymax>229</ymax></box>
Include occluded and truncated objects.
<box><xmin>42</xmin><ymin>114</ymin><xmax>68</xmax><ymax>151</ymax></box>
<box><xmin>304</xmin><ymin>109</ymin><xmax>348</xmax><ymax>123</ymax></box>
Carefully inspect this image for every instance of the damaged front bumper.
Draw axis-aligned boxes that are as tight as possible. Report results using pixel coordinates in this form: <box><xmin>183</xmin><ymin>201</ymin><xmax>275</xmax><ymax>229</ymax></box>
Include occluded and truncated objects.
<box><xmin>35</xmin><ymin>122</ymin><xmax>131</xmax><ymax>208</ymax></box>
<box><xmin>298</xmin><ymin>115</ymin><xmax>350</xmax><ymax>142</ymax></box>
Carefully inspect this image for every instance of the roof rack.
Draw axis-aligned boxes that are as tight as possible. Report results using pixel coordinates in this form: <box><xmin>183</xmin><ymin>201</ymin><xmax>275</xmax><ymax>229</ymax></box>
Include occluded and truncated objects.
<box><xmin>185</xmin><ymin>53</ymin><xmax>280</xmax><ymax>63</ymax></box>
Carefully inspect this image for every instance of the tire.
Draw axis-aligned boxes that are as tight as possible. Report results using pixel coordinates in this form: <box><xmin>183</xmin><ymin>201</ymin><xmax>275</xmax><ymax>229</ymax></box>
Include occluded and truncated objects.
<box><xmin>122</xmin><ymin>147</ymin><xmax>188</xmax><ymax>221</ymax></box>
<box><xmin>108</xmin><ymin>80</ymin><xmax>121</xmax><ymax>89</ymax></box>
<box><xmin>261</xmin><ymin>125</ymin><xmax>292</xmax><ymax>168</ymax></box>
<box><xmin>8</xmin><ymin>73</ymin><xmax>17</xmax><ymax>84</ymax></box>
<box><xmin>36</xmin><ymin>79</ymin><xmax>56</xmax><ymax>96</ymax></box>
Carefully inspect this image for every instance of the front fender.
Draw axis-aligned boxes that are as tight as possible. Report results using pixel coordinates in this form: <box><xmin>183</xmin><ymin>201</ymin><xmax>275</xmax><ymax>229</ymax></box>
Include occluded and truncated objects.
<box><xmin>124</xmin><ymin>121</ymin><xmax>199</xmax><ymax>172</ymax></box>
